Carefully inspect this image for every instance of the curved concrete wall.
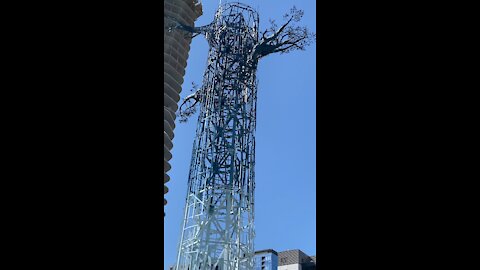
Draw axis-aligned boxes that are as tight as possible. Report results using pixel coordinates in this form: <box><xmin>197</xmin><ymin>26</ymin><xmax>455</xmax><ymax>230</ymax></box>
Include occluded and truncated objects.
<box><xmin>164</xmin><ymin>0</ymin><xmax>202</xmax><ymax>216</ymax></box>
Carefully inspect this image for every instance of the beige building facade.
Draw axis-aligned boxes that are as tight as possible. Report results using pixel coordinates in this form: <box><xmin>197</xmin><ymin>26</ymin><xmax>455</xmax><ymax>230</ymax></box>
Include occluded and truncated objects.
<box><xmin>164</xmin><ymin>0</ymin><xmax>202</xmax><ymax>215</ymax></box>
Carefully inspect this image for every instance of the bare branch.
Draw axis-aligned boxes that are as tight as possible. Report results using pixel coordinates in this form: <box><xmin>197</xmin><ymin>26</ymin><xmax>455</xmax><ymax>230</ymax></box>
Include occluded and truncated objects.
<box><xmin>164</xmin><ymin>14</ymin><xmax>210</xmax><ymax>37</ymax></box>
<box><xmin>251</xmin><ymin>6</ymin><xmax>316</xmax><ymax>60</ymax></box>
<box><xmin>178</xmin><ymin>82</ymin><xmax>203</xmax><ymax>123</ymax></box>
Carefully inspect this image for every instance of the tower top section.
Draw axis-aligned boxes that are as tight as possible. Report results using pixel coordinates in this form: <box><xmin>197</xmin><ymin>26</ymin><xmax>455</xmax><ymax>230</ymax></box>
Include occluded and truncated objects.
<box><xmin>215</xmin><ymin>1</ymin><xmax>259</xmax><ymax>20</ymax></box>
<box><xmin>212</xmin><ymin>2</ymin><xmax>259</xmax><ymax>35</ymax></box>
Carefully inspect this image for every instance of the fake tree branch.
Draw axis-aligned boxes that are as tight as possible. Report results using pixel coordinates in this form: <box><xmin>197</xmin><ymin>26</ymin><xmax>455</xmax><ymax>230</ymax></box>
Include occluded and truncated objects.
<box><xmin>172</xmin><ymin>6</ymin><xmax>315</xmax><ymax>123</ymax></box>
<box><xmin>164</xmin><ymin>14</ymin><xmax>210</xmax><ymax>38</ymax></box>
<box><xmin>178</xmin><ymin>82</ymin><xmax>203</xmax><ymax>123</ymax></box>
<box><xmin>251</xmin><ymin>6</ymin><xmax>316</xmax><ymax>60</ymax></box>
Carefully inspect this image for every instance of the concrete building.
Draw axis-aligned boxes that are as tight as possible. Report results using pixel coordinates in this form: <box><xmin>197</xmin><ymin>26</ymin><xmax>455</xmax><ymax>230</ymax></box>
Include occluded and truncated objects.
<box><xmin>163</xmin><ymin>0</ymin><xmax>202</xmax><ymax>215</ymax></box>
<box><xmin>278</xmin><ymin>250</ymin><xmax>316</xmax><ymax>270</ymax></box>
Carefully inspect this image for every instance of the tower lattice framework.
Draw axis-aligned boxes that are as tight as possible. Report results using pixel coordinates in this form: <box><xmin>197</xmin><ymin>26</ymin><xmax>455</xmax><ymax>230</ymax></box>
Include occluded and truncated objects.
<box><xmin>175</xmin><ymin>3</ymin><xmax>259</xmax><ymax>270</ymax></box>
<box><xmin>173</xmin><ymin>1</ymin><xmax>316</xmax><ymax>269</ymax></box>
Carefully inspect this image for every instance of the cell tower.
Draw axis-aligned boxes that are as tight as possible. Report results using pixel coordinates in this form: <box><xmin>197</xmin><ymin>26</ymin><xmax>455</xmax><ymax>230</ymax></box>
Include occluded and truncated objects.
<box><xmin>169</xmin><ymin>2</ymin><xmax>315</xmax><ymax>270</ymax></box>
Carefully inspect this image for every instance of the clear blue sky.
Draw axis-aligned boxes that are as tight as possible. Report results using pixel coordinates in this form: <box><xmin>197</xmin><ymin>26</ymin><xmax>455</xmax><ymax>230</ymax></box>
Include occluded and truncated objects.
<box><xmin>164</xmin><ymin>1</ymin><xmax>316</xmax><ymax>268</ymax></box>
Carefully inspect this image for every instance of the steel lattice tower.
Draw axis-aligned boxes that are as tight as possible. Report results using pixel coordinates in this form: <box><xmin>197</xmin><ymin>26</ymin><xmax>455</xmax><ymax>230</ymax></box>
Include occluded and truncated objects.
<box><xmin>171</xmin><ymin>1</ymin><xmax>315</xmax><ymax>269</ymax></box>
<box><xmin>175</xmin><ymin>3</ymin><xmax>258</xmax><ymax>270</ymax></box>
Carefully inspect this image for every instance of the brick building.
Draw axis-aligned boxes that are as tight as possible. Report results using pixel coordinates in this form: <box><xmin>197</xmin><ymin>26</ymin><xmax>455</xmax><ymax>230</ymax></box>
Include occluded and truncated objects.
<box><xmin>277</xmin><ymin>249</ymin><xmax>316</xmax><ymax>270</ymax></box>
